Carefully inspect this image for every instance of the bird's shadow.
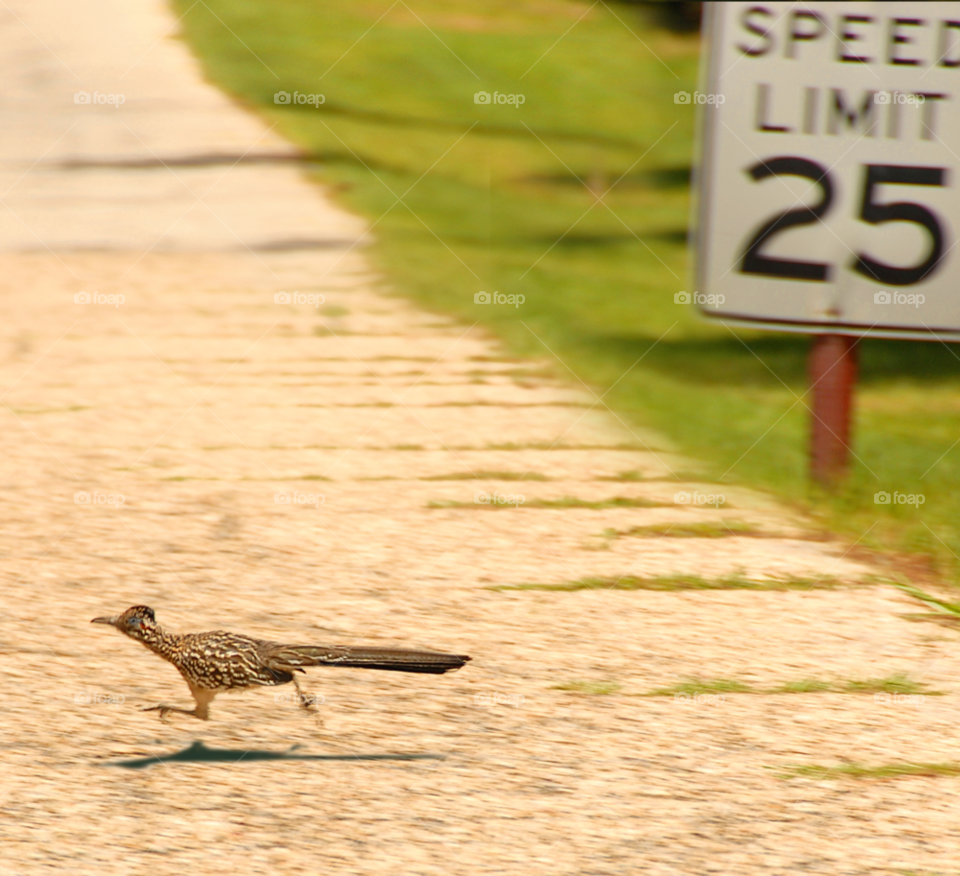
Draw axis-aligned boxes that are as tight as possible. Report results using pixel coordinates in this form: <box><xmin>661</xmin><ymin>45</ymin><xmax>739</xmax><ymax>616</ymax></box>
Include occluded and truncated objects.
<box><xmin>104</xmin><ymin>740</ymin><xmax>445</xmax><ymax>770</ymax></box>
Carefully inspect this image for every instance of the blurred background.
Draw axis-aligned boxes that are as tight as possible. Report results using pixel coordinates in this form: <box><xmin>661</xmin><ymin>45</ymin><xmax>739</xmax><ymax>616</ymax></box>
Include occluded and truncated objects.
<box><xmin>172</xmin><ymin>0</ymin><xmax>960</xmax><ymax>586</ymax></box>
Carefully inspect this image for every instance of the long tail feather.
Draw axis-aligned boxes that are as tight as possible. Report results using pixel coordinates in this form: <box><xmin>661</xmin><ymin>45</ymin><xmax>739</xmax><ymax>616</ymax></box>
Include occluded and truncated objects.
<box><xmin>269</xmin><ymin>645</ymin><xmax>470</xmax><ymax>674</ymax></box>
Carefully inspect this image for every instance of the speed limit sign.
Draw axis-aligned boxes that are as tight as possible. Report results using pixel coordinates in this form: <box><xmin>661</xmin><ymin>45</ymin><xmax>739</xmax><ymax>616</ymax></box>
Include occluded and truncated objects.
<box><xmin>695</xmin><ymin>2</ymin><xmax>960</xmax><ymax>339</ymax></box>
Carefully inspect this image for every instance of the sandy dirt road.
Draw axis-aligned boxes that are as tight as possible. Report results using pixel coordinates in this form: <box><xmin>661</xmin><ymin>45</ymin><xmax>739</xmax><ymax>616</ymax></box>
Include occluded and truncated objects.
<box><xmin>1</xmin><ymin>2</ymin><xmax>959</xmax><ymax>874</ymax></box>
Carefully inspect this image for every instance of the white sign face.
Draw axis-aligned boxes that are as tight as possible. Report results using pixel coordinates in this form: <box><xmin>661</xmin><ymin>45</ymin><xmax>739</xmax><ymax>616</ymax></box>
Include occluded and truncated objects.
<box><xmin>696</xmin><ymin>2</ymin><xmax>960</xmax><ymax>338</ymax></box>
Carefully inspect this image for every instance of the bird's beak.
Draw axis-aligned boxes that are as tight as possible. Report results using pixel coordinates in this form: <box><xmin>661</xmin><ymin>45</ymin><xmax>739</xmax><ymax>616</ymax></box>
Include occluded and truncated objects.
<box><xmin>91</xmin><ymin>616</ymin><xmax>117</xmax><ymax>626</ymax></box>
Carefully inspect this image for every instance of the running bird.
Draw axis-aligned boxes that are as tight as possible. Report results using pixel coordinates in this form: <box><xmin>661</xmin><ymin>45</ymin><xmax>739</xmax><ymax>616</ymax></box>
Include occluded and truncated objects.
<box><xmin>92</xmin><ymin>605</ymin><xmax>470</xmax><ymax>720</ymax></box>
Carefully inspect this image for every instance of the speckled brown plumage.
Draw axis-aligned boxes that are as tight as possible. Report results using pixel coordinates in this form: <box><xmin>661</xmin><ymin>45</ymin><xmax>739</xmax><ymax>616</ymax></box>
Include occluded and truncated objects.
<box><xmin>92</xmin><ymin>605</ymin><xmax>470</xmax><ymax>721</ymax></box>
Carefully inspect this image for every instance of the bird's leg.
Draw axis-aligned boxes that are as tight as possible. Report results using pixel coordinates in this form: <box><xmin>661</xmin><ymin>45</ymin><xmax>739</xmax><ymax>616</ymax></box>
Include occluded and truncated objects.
<box><xmin>142</xmin><ymin>686</ymin><xmax>214</xmax><ymax>721</ymax></box>
<box><xmin>292</xmin><ymin>676</ymin><xmax>319</xmax><ymax>712</ymax></box>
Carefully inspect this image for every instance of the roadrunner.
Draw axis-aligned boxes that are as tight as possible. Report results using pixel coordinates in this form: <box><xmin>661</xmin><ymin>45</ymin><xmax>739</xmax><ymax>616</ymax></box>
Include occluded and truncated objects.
<box><xmin>92</xmin><ymin>605</ymin><xmax>470</xmax><ymax>721</ymax></box>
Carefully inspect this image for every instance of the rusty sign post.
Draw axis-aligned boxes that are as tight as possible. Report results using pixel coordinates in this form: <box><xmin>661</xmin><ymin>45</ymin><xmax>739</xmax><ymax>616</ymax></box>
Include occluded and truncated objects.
<box><xmin>693</xmin><ymin>2</ymin><xmax>960</xmax><ymax>485</ymax></box>
<box><xmin>808</xmin><ymin>334</ymin><xmax>857</xmax><ymax>485</ymax></box>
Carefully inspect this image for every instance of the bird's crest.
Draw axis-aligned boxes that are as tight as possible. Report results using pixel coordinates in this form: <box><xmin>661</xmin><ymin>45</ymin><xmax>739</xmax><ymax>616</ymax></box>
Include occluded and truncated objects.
<box><xmin>124</xmin><ymin>605</ymin><xmax>156</xmax><ymax>623</ymax></box>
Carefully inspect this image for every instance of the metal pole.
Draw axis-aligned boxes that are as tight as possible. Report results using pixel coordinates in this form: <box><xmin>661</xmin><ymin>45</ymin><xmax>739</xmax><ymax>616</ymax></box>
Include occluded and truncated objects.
<box><xmin>808</xmin><ymin>334</ymin><xmax>857</xmax><ymax>486</ymax></box>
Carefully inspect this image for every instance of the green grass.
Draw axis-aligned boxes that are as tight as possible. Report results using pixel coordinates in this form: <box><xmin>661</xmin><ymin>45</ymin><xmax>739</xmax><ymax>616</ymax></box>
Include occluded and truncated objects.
<box><xmin>642</xmin><ymin>678</ymin><xmax>751</xmax><ymax>697</ymax></box>
<box><xmin>420</xmin><ymin>470</ymin><xmax>549</xmax><ymax>481</ymax></box>
<box><xmin>777</xmin><ymin>762</ymin><xmax>960</xmax><ymax>780</ymax></box>
<box><xmin>891</xmin><ymin>579</ymin><xmax>960</xmax><ymax>617</ymax></box>
<box><xmin>840</xmin><ymin>673</ymin><xmax>939</xmax><ymax>695</ymax></box>
<box><xmin>610</xmin><ymin>520</ymin><xmax>765</xmax><ymax>539</ymax></box>
<box><xmin>551</xmin><ymin>680</ymin><xmax>622</xmax><ymax>695</ymax></box>
<box><xmin>896</xmin><ymin>872</ymin><xmax>960</xmax><ymax>876</ymax></box>
<box><xmin>492</xmin><ymin>574</ymin><xmax>849</xmax><ymax>592</ymax></box>
<box><xmin>897</xmin><ymin>872</ymin><xmax>960</xmax><ymax>876</ymax></box>
<box><xmin>641</xmin><ymin>674</ymin><xmax>942</xmax><ymax>696</ymax></box>
<box><xmin>174</xmin><ymin>0</ymin><xmax>960</xmax><ymax>584</ymax></box>
<box><xmin>480</xmin><ymin>443</ymin><xmax>650</xmax><ymax>452</ymax></box>
<box><xmin>428</xmin><ymin>495</ymin><xmax>663</xmax><ymax>509</ymax></box>
<box><xmin>595</xmin><ymin>470</ymin><xmax>645</xmax><ymax>482</ymax></box>
<box><xmin>771</xmin><ymin>679</ymin><xmax>834</xmax><ymax>694</ymax></box>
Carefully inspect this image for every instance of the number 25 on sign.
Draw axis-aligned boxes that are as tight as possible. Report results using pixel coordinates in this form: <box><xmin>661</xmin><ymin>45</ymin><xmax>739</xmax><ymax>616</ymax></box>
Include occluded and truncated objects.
<box><xmin>695</xmin><ymin>2</ymin><xmax>960</xmax><ymax>339</ymax></box>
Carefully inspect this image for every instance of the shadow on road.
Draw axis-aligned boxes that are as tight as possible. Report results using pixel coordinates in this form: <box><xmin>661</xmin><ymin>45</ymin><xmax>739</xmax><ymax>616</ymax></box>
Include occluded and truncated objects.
<box><xmin>104</xmin><ymin>740</ymin><xmax>445</xmax><ymax>769</ymax></box>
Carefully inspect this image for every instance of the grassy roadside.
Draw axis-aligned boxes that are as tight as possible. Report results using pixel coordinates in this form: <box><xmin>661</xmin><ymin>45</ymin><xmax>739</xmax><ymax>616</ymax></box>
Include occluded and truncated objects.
<box><xmin>173</xmin><ymin>0</ymin><xmax>960</xmax><ymax>584</ymax></box>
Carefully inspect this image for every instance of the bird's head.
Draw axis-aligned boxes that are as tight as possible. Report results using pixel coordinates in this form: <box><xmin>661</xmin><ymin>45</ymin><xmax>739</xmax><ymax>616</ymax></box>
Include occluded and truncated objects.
<box><xmin>91</xmin><ymin>605</ymin><xmax>160</xmax><ymax>641</ymax></box>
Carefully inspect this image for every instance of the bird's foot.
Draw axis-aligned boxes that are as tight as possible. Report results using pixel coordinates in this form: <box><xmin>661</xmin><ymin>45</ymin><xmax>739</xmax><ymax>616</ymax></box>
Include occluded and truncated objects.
<box><xmin>141</xmin><ymin>704</ymin><xmax>199</xmax><ymax>722</ymax></box>
<box><xmin>292</xmin><ymin>678</ymin><xmax>320</xmax><ymax>713</ymax></box>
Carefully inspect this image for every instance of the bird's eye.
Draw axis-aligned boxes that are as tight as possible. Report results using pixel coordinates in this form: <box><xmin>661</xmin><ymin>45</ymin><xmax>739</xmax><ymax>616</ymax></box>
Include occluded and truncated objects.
<box><xmin>127</xmin><ymin>617</ymin><xmax>141</xmax><ymax>627</ymax></box>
